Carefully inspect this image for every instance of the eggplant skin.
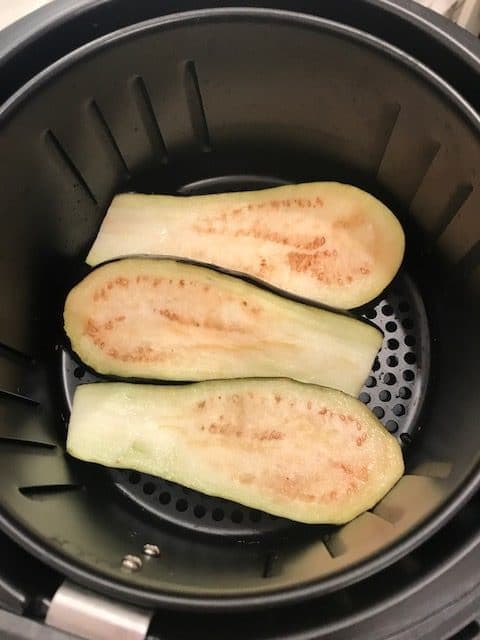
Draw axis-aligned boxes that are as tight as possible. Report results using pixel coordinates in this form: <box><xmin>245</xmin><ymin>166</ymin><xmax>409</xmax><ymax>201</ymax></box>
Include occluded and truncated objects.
<box><xmin>86</xmin><ymin>182</ymin><xmax>405</xmax><ymax>309</ymax></box>
<box><xmin>67</xmin><ymin>379</ymin><xmax>404</xmax><ymax>524</ymax></box>
<box><xmin>64</xmin><ymin>258</ymin><xmax>382</xmax><ymax>396</ymax></box>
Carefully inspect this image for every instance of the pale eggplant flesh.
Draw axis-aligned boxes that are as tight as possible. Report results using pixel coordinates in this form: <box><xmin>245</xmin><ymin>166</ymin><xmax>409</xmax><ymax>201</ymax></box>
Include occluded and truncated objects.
<box><xmin>64</xmin><ymin>258</ymin><xmax>382</xmax><ymax>396</ymax></box>
<box><xmin>67</xmin><ymin>379</ymin><xmax>404</xmax><ymax>525</ymax></box>
<box><xmin>86</xmin><ymin>182</ymin><xmax>405</xmax><ymax>309</ymax></box>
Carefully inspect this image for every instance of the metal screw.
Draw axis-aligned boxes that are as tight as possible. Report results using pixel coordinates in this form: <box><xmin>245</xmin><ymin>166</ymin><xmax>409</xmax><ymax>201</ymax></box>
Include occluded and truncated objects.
<box><xmin>143</xmin><ymin>543</ymin><xmax>161</xmax><ymax>558</ymax></box>
<box><xmin>121</xmin><ymin>554</ymin><xmax>142</xmax><ymax>571</ymax></box>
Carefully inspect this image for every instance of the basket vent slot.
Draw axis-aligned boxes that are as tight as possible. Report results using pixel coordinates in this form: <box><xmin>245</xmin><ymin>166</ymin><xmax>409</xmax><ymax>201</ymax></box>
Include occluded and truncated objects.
<box><xmin>184</xmin><ymin>60</ymin><xmax>211</xmax><ymax>152</ymax></box>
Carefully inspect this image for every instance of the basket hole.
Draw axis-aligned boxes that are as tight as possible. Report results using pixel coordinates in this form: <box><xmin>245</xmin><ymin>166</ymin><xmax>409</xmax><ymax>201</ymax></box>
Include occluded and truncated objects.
<box><xmin>249</xmin><ymin>510</ymin><xmax>262</xmax><ymax>523</ymax></box>
<box><xmin>403</xmin><ymin>370</ymin><xmax>415</xmax><ymax>381</ymax></box>
<box><xmin>231</xmin><ymin>509</ymin><xmax>244</xmax><ymax>523</ymax></box>
<box><xmin>128</xmin><ymin>471</ymin><xmax>141</xmax><ymax>485</ymax></box>
<box><xmin>402</xmin><ymin>318</ymin><xmax>414</xmax><ymax>330</ymax></box>
<box><xmin>73</xmin><ymin>366</ymin><xmax>85</xmax><ymax>379</ymax></box>
<box><xmin>385</xmin><ymin>321</ymin><xmax>397</xmax><ymax>333</ymax></box>
<box><xmin>359</xmin><ymin>392</ymin><xmax>370</xmax><ymax>404</ymax></box>
<box><xmin>387</xmin><ymin>355</ymin><xmax>398</xmax><ymax>367</ymax></box>
<box><xmin>384</xmin><ymin>373</ymin><xmax>397</xmax><ymax>385</ymax></box>
<box><xmin>212</xmin><ymin>508</ymin><xmax>225</xmax><ymax>522</ymax></box>
<box><xmin>393</xmin><ymin>404</ymin><xmax>406</xmax><ymax>416</ymax></box>
<box><xmin>379</xmin><ymin>390</ymin><xmax>391</xmax><ymax>402</ymax></box>
<box><xmin>364</xmin><ymin>308</ymin><xmax>377</xmax><ymax>319</ymax></box>
<box><xmin>387</xmin><ymin>339</ymin><xmax>399</xmax><ymax>350</ymax></box>
<box><xmin>398</xmin><ymin>387</ymin><xmax>411</xmax><ymax>399</ymax></box>
<box><xmin>404</xmin><ymin>352</ymin><xmax>416</xmax><ymax>364</ymax></box>
<box><xmin>400</xmin><ymin>433</ymin><xmax>413</xmax><ymax>445</ymax></box>
<box><xmin>194</xmin><ymin>504</ymin><xmax>206</xmax><ymax>518</ymax></box>
<box><xmin>381</xmin><ymin>304</ymin><xmax>394</xmax><ymax>316</ymax></box>
<box><xmin>143</xmin><ymin>482</ymin><xmax>155</xmax><ymax>495</ymax></box>
<box><xmin>372</xmin><ymin>406</ymin><xmax>384</xmax><ymax>419</ymax></box>
<box><xmin>176</xmin><ymin>498</ymin><xmax>188</xmax><ymax>512</ymax></box>
<box><xmin>372</xmin><ymin>358</ymin><xmax>381</xmax><ymax>372</ymax></box>
<box><xmin>405</xmin><ymin>335</ymin><xmax>416</xmax><ymax>347</ymax></box>
<box><xmin>159</xmin><ymin>491</ymin><xmax>171</xmax><ymax>505</ymax></box>
<box><xmin>386</xmin><ymin>420</ymin><xmax>398</xmax><ymax>433</ymax></box>
<box><xmin>365</xmin><ymin>376</ymin><xmax>376</xmax><ymax>388</ymax></box>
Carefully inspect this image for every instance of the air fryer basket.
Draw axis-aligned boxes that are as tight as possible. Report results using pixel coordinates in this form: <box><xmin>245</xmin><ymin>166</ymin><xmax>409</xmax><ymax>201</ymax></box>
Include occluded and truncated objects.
<box><xmin>0</xmin><ymin>9</ymin><xmax>478</xmax><ymax>610</ymax></box>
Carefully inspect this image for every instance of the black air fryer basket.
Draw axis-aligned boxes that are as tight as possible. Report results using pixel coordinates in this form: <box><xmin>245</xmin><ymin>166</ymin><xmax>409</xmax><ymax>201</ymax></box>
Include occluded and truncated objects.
<box><xmin>0</xmin><ymin>0</ymin><xmax>479</xmax><ymax>635</ymax></box>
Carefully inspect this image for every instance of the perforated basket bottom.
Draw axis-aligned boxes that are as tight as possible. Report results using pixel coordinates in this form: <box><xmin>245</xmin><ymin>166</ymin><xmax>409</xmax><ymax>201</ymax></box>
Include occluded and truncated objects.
<box><xmin>62</xmin><ymin>271</ymin><xmax>429</xmax><ymax>537</ymax></box>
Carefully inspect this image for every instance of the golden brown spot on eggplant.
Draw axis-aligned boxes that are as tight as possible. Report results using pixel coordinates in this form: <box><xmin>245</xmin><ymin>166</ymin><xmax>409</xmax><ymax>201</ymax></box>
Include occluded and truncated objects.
<box><xmin>85</xmin><ymin>319</ymin><xmax>99</xmax><ymax>335</ymax></box>
<box><xmin>258</xmin><ymin>430</ymin><xmax>284</xmax><ymax>441</ymax></box>
<box><xmin>307</xmin><ymin>401</ymin><xmax>312</xmax><ymax>410</ymax></box>
<box><xmin>156</xmin><ymin>308</ymin><xmax>247</xmax><ymax>334</ymax></box>
<box><xmin>287</xmin><ymin>251</ymin><xmax>358</xmax><ymax>286</ymax></box>
<box><xmin>356</xmin><ymin>433</ymin><xmax>367</xmax><ymax>447</ymax></box>
<box><xmin>274</xmin><ymin>394</ymin><xmax>282</xmax><ymax>404</ymax></box>
<box><xmin>347</xmin><ymin>482</ymin><xmax>358</xmax><ymax>495</ymax></box>
<box><xmin>264</xmin><ymin>473</ymin><xmax>318</xmax><ymax>503</ymax></box>
<box><xmin>179</xmin><ymin>279</ymin><xmax>185</xmax><ymax>287</ymax></box>
<box><xmin>239</xmin><ymin>473</ymin><xmax>255</xmax><ymax>484</ymax></box>
<box><xmin>84</xmin><ymin>314</ymin><xmax>166</xmax><ymax>363</ymax></box>
<box><xmin>333</xmin><ymin>460</ymin><xmax>368</xmax><ymax>483</ymax></box>
<box><xmin>333</xmin><ymin>211</ymin><xmax>365</xmax><ymax>230</ymax></box>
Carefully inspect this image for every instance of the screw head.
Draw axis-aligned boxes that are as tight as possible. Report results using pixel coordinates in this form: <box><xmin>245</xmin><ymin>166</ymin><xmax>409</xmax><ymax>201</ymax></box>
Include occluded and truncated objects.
<box><xmin>121</xmin><ymin>554</ymin><xmax>142</xmax><ymax>571</ymax></box>
<box><xmin>143</xmin><ymin>543</ymin><xmax>161</xmax><ymax>558</ymax></box>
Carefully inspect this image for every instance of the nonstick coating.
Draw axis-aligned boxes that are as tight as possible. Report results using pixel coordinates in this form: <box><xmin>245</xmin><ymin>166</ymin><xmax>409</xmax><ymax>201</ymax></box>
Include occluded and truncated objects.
<box><xmin>0</xmin><ymin>8</ymin><xmax>478</xmax><ymax>611</ymax></box>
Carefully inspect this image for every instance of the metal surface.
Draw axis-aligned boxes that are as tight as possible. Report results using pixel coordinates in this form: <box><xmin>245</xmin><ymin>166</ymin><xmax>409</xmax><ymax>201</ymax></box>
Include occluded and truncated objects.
<box><xmin>142</xmin><ymin>544</ymin><xmax>160</xmax><ymax>558</ymax></box>
<box><xmin>121</xmin><ymin>555</ymin><xmax>142</xmax><ymax>572</ymax></box>
<box><xmin>45</xmin><ymin>582</ymin><xmax>152</xmax><ymax>640</ymax></box>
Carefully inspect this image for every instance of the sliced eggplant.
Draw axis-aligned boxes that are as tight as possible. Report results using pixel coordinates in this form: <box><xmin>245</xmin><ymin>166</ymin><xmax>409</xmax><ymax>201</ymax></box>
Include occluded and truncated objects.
<box><xmin>64</xmin><ymin>259</ymin><xmax>382</xmax><ymax>395</ymax></box>
<box><xmin>86</xmin><ymin>182</ymin><xmax>405</xmax><ymax>308</ymax></box>
<box><xmin>67</xmin><ymin>379</ymin><xmax>404</xmax><ymax>524</ymax></box>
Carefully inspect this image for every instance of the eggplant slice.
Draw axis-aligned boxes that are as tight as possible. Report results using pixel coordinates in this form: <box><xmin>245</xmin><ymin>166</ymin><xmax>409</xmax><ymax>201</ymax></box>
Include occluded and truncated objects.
<box><xmin>64</xmin><ymin>258</ymin><xmax>382</xmax><ymax>395</ymax></box>
<box><xmin>67</xmin><ymin>379</ymin><xmax>404</xmax><ymax>524</ymax></box>
<box><xmin>87</xmin><ymin>182</ymin><xmax>405</xmax><ymax>309</ymax></box>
